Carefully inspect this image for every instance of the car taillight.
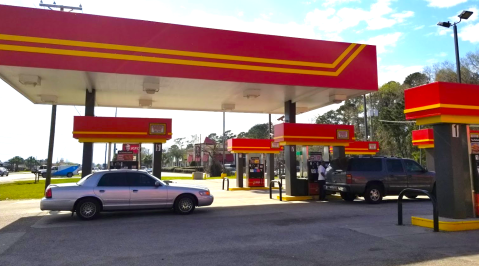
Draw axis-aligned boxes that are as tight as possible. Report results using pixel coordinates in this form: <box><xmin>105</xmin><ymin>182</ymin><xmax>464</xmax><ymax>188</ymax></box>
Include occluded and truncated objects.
<box><xmin>45</xmin><ymin>188</ymin><xmax>52</xmax><ymax>198</ymax></box>
<box><xmin>346</xmin><ymin>174</ymin><xmax>353</xmax><ymax>184</ymax></box>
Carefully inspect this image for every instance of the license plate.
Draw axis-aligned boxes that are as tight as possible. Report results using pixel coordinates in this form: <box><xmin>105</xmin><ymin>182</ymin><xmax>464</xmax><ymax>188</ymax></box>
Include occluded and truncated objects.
<box><xmin>326</xmin><ymin>186</ymin><xmax>339</xmax><ymax>191</ymax></box>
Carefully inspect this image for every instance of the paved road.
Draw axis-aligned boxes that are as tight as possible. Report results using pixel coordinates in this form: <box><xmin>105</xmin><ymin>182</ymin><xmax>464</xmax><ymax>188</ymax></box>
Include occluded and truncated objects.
<box><xmin>1</xmin><ymin>179</ymin><xmax>479</xmax><ymax>266</ymax></box>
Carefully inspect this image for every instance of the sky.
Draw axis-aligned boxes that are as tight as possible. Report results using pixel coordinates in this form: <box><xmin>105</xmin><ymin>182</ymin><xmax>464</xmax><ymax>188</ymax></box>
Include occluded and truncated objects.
<box><xmin>1</xmin><ymin>0</ymin><xmax>479</xmax><ymax>165</ymax></box>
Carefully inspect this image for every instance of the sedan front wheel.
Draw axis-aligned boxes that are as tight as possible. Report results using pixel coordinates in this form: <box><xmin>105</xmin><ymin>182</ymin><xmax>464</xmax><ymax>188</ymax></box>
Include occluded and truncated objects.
<box><xmin>174</xmin><ymin>195</ymin><xmax>196</xmax><ymax>215</ymax></box>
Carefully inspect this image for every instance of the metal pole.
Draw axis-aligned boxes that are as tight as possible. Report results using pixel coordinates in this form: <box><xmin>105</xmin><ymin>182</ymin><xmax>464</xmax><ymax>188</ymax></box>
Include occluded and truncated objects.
<box><xmin>107</xmin><ymin>143</ymin><xmax>112</xmax><ymax>170</ymax></box>
<box><xmin>363</xmin><ymin>94</ymin><xmax>369</xmax><ymax>140</ymax></box>
<box><xmin>45</xmin><ymin>105</ymin><xmax>57</xmax><ymax>190</ymax></box>
<box><xmin>104</xmin><ymin>143</ymin><xmax>107</xmax><ymax>168</ymax></box>
<box><xmin>113</xmin><ymin>108</ymin><xmax>117</xmax><ymax>155</ymax></box>
<box><xmin>222</xmin><ymin>112</ymin><xmax>226</xmax><ymax>170</ymax></box>
<box><xmin>268</xmin><ymin>114</ymin><xmax>272</xmax><ymax>139</ymax></box>
<box><xmin>453</xmin><ymin>24</ymin><xmax>462</xmax><ymax>83</ymax></box>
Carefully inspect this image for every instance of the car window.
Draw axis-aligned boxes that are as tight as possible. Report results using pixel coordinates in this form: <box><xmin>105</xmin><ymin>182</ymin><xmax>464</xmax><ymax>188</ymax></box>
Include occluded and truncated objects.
<box><xmin>128</xmin><ymin>173</ymin><xmax>156</xmax><ymax>186</ymax></box>
<box><xmin>405</xmin><ymin>160</ymin><xmax>424</xmax><ymax>173</ymax></box>
<box><xmin>329</xmin><ymin>157</ymin><xmax>349</xmax><ymax>171</ymax></box>
<box><xmin>77</xmin><ymin>174</ymin><xmax>93</xmax><ymax>186</ymax></box>
<box><xmin>97</xmin><ymin>173</ymin><xmax>128</xmax><ymax>187</ymax></box>
<box><xmin>386</xmin><ymin>159</ymin><xmax>404</xmax><ymax>172</ymax></box>
<box><xmin>348</xmin><ymin>158</ymin><xmax>382</xmax><ymax>172</ymax></box>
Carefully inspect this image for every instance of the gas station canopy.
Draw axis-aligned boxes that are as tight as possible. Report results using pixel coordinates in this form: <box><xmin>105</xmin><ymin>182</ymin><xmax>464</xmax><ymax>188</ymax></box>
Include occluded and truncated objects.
<box><xmin>405</xmin><ymin>82</ymin><xmax>479</xmax><ymax>125</ymax></box>
<box><xmin>0</xmin><ymin>5</ymin><xmax>378</xmax><ymax>114</ymax></box>
<box><xmin>273</xmin><ymin>123</ymin><xmax>355</xmax><ymax>146</ymax></box>
<box><xmin>412</xmin><ymin>129</ymin><xmax>434</xmax><ymax>149</ymax></box>
<box><xmin>73</xmin><ymin>116</ymin><xmax>172</xmax><ymax>143</ymax></box>
<box><xmin>329</xmin><ymin>141</ymin><xmax>380</xmax><ymax>155</ymax></box>
<box><xmin>227</xmin><ymin>139</ymin><xmax>283</xmax><ymax>154</ymax></box>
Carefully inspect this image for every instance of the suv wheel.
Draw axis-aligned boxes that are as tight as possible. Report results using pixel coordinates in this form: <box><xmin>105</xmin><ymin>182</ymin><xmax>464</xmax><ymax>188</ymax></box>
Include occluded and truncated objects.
<box><xmin>66</xmin><ymin>172</ymin><xmax>73</xmax><ymax>178</ymax></box>
<box><xmin>42</xmin><ymin>173</ymin><xmax>46</xmax><ymax>178</ymax></box>
<box><xmin>340</xmin><ymin>192</ymin><xmax>356</xmax><ymax>202</ymax></box>
<box><xmin>364</xmin><ymin>184</ymin><xmax>383</xmax><ymax>204</ymax></box>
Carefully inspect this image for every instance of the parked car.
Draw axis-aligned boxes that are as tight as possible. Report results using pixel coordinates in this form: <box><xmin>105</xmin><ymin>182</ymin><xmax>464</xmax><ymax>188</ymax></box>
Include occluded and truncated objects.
<box><xmin>0</xmin><ymin>167</ymin><xmax>9</xmax><ymax>176</ymax></box>
<box><xmin>324</xmin><ymin>157</ymin><xmax>435</xmax><ymax>204</ymax></box>
<box><xmin>40</xmin><ymin>169</ymin><xmax>214</xmax><ymax>220</ymax></box>
<box><xmin>38</xmin><ymin>165</ymin><xmax>80</xmax><ymax>178</ymax></box>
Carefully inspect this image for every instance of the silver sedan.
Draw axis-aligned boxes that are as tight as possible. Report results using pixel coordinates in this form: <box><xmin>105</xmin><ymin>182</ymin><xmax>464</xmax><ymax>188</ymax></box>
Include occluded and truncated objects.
<box><xmin>40</xmin><ymin>170</ymin><xmax>214</xmax><ymax>220</ymax></box>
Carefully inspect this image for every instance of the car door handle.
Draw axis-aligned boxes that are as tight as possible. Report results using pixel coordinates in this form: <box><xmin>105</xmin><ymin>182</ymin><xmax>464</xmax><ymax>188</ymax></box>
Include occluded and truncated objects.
<box><xmin>132</xmin><ymin>190</ymin><xmax>138</xmax><ymax>193</ymax></box>
<box><xmin>99</xmin><ymin>190</ymin><xmax>105</xmax><ymax>193</ymax></box>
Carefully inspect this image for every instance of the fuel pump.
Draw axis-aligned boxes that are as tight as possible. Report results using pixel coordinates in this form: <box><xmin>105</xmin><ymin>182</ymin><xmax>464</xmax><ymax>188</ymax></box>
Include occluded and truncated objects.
<box><xmin>307</xmin><ymin>152</ymin><xmax>323</xmax><ymax>195</ymax></box>
<box><xmin>248</xmin><ymin>156</ymin><xmax>265</xmax><ymax>187</ymax></box>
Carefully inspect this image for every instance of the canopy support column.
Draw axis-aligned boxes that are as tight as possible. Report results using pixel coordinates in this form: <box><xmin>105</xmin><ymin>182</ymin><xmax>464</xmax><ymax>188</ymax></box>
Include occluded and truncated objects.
<box><xmin>332</xmin><ymin>146</ymin><xmax>345</xmax><ymax>160</ymax></box>
<box><xmin>236</xmin><ymin>154</ymin><xmax>244</xmax><ymax>188</ymax></box>
<box><xmin>425</xmin><ymin>148</ymin><xmax>435</xmax><ymax>172</ymax></box>
<box><xmin>81</xmin><ymin>89</ymin><xmax>95</xmax><ymax>177</ymax></box>
<box><xmin>434</xmin><ymin>124</ymin><xmax>474</xmax><ymax>219</ymax></box>
<box><xmin>153</xmin><ymin>143</ymin><xmax>162</xmax><ymax>179</ymax></box>
<box><xmin>266</xmin><ymin>153</ymin><xmax>275</xmax><ymax>188</ymax></box>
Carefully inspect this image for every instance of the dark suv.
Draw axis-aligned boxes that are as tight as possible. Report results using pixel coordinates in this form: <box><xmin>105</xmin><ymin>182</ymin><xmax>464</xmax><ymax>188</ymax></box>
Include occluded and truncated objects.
<box><xmin>325</xmin><ymin>157</ymin><xmax>435</xmax><ymax>204</ymax></box>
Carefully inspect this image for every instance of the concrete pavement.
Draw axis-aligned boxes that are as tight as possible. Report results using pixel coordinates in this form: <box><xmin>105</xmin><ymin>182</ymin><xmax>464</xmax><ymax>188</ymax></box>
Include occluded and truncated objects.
<box><xmin>1</xmin><ymin>179</ymin><xmax>479</xmax><ymax>266</ymax></box>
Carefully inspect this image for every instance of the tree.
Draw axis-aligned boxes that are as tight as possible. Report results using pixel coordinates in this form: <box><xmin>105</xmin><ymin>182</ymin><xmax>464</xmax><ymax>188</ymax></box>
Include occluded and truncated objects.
<box><xmin>143</xmin><ymin>154</ymin><xmax>153</xmax><ymax>168</ymax></box>
<box><xmin>8</xmin><ymin>156</ymin><xmax>24</xmax><ymax>172</ymax></box>
<box><xmin>168</xmin><ymin>144</ymin><xmax>183</xmax><ymax>167</ymax></box>
<box><xmin>237</xmin><ymin>123</ymin><xmax>271</xmax><ymax>139</ymax></box>
<box><xmin>25</xmin><ymin>156</ymin><xmax>38</xmax><ymax>170</ymax></box>
<box><xmin>403</xmin><ymin>72</ymin><xmax>429</xmax><ymax>88</ymax></box>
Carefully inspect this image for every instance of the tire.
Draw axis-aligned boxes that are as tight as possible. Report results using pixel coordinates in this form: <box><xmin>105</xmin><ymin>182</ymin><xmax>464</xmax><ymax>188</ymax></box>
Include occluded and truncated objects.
<box><xmin>340</xmin><ymin>192</ymin><xmax>357</xmax><ymax>202</ymax></box>
<box><xmin>174</xmin><ymin>195</ymin><xmax>196</xmax><ymax>215</ymax></box>
<box><xmin>76</xmin><ymin>198</ymin><xmax>101</xmax><ymax>220</ymax></box>
<box><xmin>5</xmin><ymin>173</ymin><xmax>8</xmax><ymax>176</ymax></box>
<box><xmin>364</xmin><ymin>184</ymin><xmax>383</xmax><ymax>204</ymax></box>
<box><xmin>42</xmin><ymin>173</ymin><xmax>46</xmax><ymax>178</ymax></box>
<box><xmin>66</xmin><ymin>172</ymin><xmax>73</xmax><ymax>178</ymax></box>
<box><xmin>406</xmin><ymin>195</ymin><xmax>418</xmax><ymax>199</ymax></box>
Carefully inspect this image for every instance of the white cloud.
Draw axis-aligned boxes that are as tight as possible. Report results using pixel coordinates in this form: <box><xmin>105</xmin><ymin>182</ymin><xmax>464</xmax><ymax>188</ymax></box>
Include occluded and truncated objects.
<box><xmin>360</xmin><ymin>32</ymin><xmax>403</xmax><ymax>54</ymax></box>
<box><xmin>414</xmin><ymin>25</ymin><xmax>425</xmax><ymax>30</ymax></box>
<box><xmin>439</xmin><ymin>28</ymin><xmax>452</xmax><ymax>35</ymax></box>
<box><xmin>437</xmin><ymin>52</ymin><xmax>447</xmax><ymax>57</ymax></box>
<box><xmin>427</xmin><ymin>58</ymin><xmax>438</xmax><ymax>64</ymax></box>
<box><xmin>322</xmin><ymin>0</ymin><xmax>360</xmax><ymax>7</ymax></box>
<box><xmin>378</xmin><ymin>65</ymin><xmax>424</xmax><ymax>86</ymax></box>
<box><xmin>305</xmin><ymin>0</ymin><xmax>414</xmax><ymax>37</ymax></box>
<box><xmin>425</xmin><ymin>0</ymin><xmax>468</xmax><ymax>8</ymax></box>
<box><xmin>459</xmin><ymin>22</ymin><xmax>479</xmax><ymax>43</ymax></box>
<box><xmin>238</xmin><ymin>11</ymin><xmax>244</xmax><ymax>17</ymax></box>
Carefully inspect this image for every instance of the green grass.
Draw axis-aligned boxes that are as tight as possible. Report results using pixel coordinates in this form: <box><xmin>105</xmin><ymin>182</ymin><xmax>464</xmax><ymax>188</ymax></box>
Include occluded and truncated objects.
<box><xmin>0</xmin><ymin>176</ymin><xmax>236</xmax><ymax>200</ymax></box>
<box><xmin>0</xmin><ymin>178</ymin><xmax>80</xmax><ymax>200</ymax></box>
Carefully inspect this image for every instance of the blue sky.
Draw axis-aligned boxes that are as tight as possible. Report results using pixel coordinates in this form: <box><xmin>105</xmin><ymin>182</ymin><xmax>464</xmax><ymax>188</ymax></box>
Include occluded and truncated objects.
<box><xmin>1</xmin><ymin>0</ymin><xmax>479</xmax><ymax>164</ymax></box>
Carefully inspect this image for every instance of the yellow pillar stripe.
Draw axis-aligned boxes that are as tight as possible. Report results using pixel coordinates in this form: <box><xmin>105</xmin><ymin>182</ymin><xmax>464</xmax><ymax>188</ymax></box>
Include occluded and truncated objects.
<box><xmin>405</xmin><ymin>103</ymin><xmax>479</xmax><ymax>114</ymax></box>
<box><xmin>415</xmin><ymin>115</ymin><xmax>479</xmax><ymax>125</ymax></box>
<box><xmin>73</xmin><ymin>131</ymin><xmax>147</xmax><ymax>135</ymax></box>
<box><xmin>0</xmin><ymin>34</ymin><xmax>356</xmax><ymax>69</ymax></box>
<box><xmin>0</xmin><ymin>43</ymin><xmax>366</xmax><ymax>77</ymax></box>
<box><xmin>412</xmin><ymin>139</ymin><xmax>434</xmax><ymax>143</ymax></box>
<box><xmin>274</xmin><ymin>135</ymin><xmax>335</xmax><ymax>139</ymax></box>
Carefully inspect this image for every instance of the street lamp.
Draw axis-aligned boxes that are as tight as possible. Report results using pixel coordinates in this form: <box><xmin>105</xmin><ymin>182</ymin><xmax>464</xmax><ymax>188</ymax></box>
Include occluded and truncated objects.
<box><xmin>437</xmin><ymin>10</ymin><xmax>474</xmax><ymax>83</ymax></box>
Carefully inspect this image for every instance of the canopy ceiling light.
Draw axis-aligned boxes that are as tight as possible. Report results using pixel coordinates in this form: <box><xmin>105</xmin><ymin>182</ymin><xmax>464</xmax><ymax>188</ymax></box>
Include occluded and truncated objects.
<box><xmin>19</xmin><ymin>74</ymin><xmax>41</xmax><ymax>87</ymax></box>
<box><xmin>221</xmin><ymin>103</ymin><xmax>235</xmax><ymax>111</ymax></box>
<box><xmin>243</xmin><ymin>89</ymin><xmax>261</xmax><ymax>99</ymax></box>
<box><xmin>143</xmin><ymin>79</ymin><xmax>160</xmax><ymax>94</ymax></box>
<box><xmin>40</xmin><ymin>95</ymin><xmax>57</xmax><ymax>104</ymax></box>
<box><xmin>139</xmin><ymin>99</ymin><xmax>152</xmax><ymax>108</ymax></box>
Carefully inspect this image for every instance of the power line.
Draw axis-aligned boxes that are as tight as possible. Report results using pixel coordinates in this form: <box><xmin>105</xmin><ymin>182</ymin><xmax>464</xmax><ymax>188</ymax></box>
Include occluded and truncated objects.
<box><xmin>73</xmin><ymin>106</ymin><xmax>81</xmax><ymax>115</ymax></box>
<box><xmin>379</xmin><ymin>120</ymin><xmax>416</xmax><ymax>124</ymax></box>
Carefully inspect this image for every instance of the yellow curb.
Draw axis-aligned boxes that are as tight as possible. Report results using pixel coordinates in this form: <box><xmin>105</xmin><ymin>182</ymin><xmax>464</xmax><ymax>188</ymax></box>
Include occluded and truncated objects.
<box><xmin>276</xmin><ymin>195</ymin><xmax>313</xmax><ymax>201</ymax></box>
<box><xmin>228</xmin><ymin>187</ymin><xmax>280</xmax><ymax>191</ymax></box>
<box><xmin>412</xmin><ymin>216</ymin><xmax>479</xmax><ymax>231</ymax></box>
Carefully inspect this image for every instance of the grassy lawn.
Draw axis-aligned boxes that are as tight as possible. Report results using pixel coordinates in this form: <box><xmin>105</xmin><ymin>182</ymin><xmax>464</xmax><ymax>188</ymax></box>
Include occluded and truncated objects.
<box><xmin>0</xmin><ymin>176</ymin><xmax>236</xmax><ymax>200</ymax></box>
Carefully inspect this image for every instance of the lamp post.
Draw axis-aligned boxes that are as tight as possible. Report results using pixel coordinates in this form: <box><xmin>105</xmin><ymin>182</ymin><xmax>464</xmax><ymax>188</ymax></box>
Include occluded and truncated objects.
<box><xmin>437</xmin><ymin>10</ymin><xmax>474</xmax><ymax>83</ymax></box>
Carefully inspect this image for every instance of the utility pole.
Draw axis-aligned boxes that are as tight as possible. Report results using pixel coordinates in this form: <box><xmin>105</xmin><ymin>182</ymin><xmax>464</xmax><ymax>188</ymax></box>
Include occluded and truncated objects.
<box><xmin>363</xmin><ymin>94</ymin><xmax>369</xmax><ymax>140</ymax></box>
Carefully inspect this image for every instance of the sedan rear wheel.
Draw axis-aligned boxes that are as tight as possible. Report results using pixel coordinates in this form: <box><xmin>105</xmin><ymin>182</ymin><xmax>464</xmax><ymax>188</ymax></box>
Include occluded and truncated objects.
<box><xmin>76</xmin><ymin>199</ymin><xmax>100</xmax><ymax>220</ymax></box>
<box><xmin>175</xmin><ymin>195</ymin><xmax>196</xmax><ymax>215</ymax></box>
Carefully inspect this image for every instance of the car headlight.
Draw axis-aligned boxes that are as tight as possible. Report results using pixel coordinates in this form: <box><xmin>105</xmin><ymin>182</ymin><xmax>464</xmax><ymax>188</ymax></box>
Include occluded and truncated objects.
<box><xmin>199</xmin><ymin>191</ymin><xmax>210</xmax><ymax>196</ymax></box>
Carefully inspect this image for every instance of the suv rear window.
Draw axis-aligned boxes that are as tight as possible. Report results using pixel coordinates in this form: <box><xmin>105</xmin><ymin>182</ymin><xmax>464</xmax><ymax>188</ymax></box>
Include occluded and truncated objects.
<box><xmin>347</xmin><ymin>158</ymin><xmax>382</xmax><ymax>172</ymax></box>
<box><xmin>329</xmin><ymin>157</ymin><xmax>349</xmax><ymax>171</ymax></box>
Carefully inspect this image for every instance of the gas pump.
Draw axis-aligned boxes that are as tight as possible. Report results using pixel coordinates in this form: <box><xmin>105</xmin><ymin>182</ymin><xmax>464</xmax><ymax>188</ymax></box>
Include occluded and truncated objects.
<box><xmin>307</xmin><ymin>152</ymin><xmax>322</xmax><ymax>195</ymax></box>
<box><xmin>248</xmin><ymin>156</ymin><xmax>265</xmax><ymax>187</ymax></box>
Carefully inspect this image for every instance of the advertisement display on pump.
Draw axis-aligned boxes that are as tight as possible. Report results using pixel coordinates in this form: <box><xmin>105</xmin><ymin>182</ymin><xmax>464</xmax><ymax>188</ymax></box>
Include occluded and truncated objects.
<box><xmin>248</xmin><ymin>156</ymin><xmax>265</xmax><ymax>187</ymax></box>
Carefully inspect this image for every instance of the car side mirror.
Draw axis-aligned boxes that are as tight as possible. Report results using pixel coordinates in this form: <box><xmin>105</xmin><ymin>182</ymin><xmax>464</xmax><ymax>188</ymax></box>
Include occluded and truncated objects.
<box><xmin>155</xmin><ymin>181</ymin><xmax>161</xmax><ymax>187</ymax></box>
